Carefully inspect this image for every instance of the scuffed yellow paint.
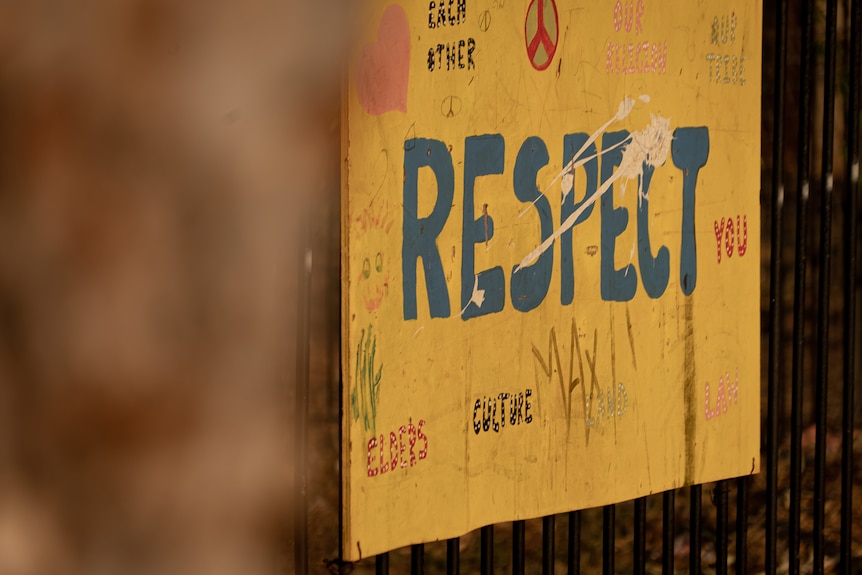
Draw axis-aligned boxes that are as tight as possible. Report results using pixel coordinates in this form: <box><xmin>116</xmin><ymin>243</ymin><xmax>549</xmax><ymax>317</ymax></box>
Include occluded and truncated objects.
<box><xmin>343</xmin><ymin>0</ymin><xmax>761</xmax><ymax>560</ymax></box>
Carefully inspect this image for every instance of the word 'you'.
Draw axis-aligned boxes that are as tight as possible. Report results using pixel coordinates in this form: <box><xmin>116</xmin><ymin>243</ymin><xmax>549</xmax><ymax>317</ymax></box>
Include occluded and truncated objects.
<box><xmin>713</xmin><ymin>215</ymin><xmax>748</xmax><ymax>263</ymax></box>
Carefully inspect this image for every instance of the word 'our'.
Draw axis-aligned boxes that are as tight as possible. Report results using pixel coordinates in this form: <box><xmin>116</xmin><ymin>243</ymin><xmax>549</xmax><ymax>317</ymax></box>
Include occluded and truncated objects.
<box><xmin>402</xmin><ymin>129</ymin><xmax>710</xmax><ymax>321</ymax></box>
<box><xmin>612</xmin><ymin>0</ymin><xmax>645</xmax><ymax>33</ymax></box>
<box><xmin>472</xmin><ymin>389</ymin><xmax>533</xmax><ymax>434</ymax></box>
<box><xmin>711</xmin><ymin>13</ymin><xmax>738</xmax><ymax>45</ymax></box>
<box><xmin>367</xmin><ymin>419</ymin><xmax>428</xmax><ymax>477</ymax></box>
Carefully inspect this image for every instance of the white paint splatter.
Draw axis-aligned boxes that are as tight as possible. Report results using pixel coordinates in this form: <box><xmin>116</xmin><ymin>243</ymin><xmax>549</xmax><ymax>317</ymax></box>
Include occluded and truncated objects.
<box><xmin>514</xmin><ymin>102</ymin><xmax>672</xmax><ymax>273</ymax></box>
<box><xmin>556</xmin><ymin>140</ymin><xmax>627</xmax><ymax>205</ymax></box>
<box><xmin>459</xmin><ymin>274</ymin><xmax>485</xmax><ymax>317</ymax></box>
<box><xmin>413</xmin><ymin>326</ymin><xmax>425</xmax><ymax>337</ymax></box>
<box><xmin>616</xmin><ymin>115</ymin><xmax>671</xmax><ymax>181</ymax></box>
<box><xmin>561</xmin><ymin>172</ymin><xmax>574</xmax><ymax>200</ymax></box>
<box><xmin>617</xmin><ymin>115</ymin><xmax>671</xmax><ymax>207</ymax></box>
<box><xmin>553</xmin><ymin>97</ymin><xmax>637</xmax><ymax>203</ymax></box>
<box><xmin>518</xmin><ymin>96</ymin><xmax>642</xmax><ymax>221</ymax></box>
<box><xmin>625</xmin><ymin>240</ymin><xmax>636</xmax><ymax>276</ymax></box>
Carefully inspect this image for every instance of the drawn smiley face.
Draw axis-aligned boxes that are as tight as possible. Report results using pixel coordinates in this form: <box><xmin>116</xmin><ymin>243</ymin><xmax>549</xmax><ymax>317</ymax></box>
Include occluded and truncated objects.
<box><xmin>359</xmin><ymin>250</ymin><xmax>390</xmax><ymax>312</ymax></box>
<box><xmin>355</xmin><ymin>200</ymin><xmax>395</xmax><ymax>314</ymax></box>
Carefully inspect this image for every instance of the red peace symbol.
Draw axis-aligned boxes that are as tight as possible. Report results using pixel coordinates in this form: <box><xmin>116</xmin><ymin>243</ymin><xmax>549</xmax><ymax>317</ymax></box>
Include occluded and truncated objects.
<box><xmin>524</xmin><ymin>0</ymin><xmax>559</xmax><ymax>71</ymax></box>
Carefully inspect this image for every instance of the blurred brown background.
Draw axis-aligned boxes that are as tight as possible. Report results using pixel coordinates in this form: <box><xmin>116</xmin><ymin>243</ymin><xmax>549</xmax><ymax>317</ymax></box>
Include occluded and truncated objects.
<box><xmin>0</xmin><ymin>1</ymin><xmax>345</xmax><ymax>573</ymax></box>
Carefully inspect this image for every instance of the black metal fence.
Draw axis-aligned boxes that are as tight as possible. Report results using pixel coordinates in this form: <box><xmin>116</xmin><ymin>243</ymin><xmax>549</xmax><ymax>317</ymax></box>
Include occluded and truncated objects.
<box><xmin>294</xmin><ymin>0</ymin><xmax>861</xmax><ymax>572</ymax></box>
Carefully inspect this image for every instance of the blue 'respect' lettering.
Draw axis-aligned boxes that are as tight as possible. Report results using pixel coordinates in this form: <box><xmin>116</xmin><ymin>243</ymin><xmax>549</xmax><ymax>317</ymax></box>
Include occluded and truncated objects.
<box><xmin>600</xmin><ymin>130</ymin><xmax>637</xmax><ymax>302</ymax></box>
<box><xmin>399</xmin><ymin>128</ymin><xmax>709</xmax><ymax>321</ymax></box>
<box><xmin>637</xmin><ymin>162</ymin><xmax>671</xmax><ymax>298</ymax></box>
<box><xmin>462</xmin><ymin>135</ymin><xmax>506</xmax><ymax>320</ymax></box>
<box><xmin>511</xmin><ymin>137</ymin><xmax>554</xmax><ymax>312</ymax></box>
<box><xmin>672</xmin><ymin>127</ymin><xmax>710</xmax><ymax>296</ymax></box>
<box><xmin>402</xmin><ymin>138</ymin><xmax>453</xmax><ymax>320</ymax></box>
<box><xmin>560</xmin><ymin>133</ymin><xmax>598</xmax><ymax>305</ymax></box>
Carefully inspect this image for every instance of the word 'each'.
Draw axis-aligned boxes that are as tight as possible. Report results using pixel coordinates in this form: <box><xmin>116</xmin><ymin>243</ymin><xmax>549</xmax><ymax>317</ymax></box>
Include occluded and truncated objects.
<box><xmin>428</xmin><ymin>0</ymin><xmax>466</xmax><ymax>28</ymax></box>
<box><xmin>367</xmin><ymin>419</ymin><xmax>428</xmax><ymax>477</ymax></box>
<box><xmin>713</xmin><ymin>215</ymin><xmax>748</xmax><ymax>262</ymax></box>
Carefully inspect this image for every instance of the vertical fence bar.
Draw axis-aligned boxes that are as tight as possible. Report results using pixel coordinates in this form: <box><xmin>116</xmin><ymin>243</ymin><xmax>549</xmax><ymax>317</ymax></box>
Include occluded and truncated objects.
<box><xmin>789</xmin><ymin>0</ymin><xmax>816</xmax><ymax>572</ymax></box>
<box><xmin>295</xmin><ymin>221</ymin><xmax>312</xmax><ymax>575</ymax></box>
<box><xmin>714</xmin><ymin>482</ymin><xmax>729</xmax><ymax>575</ymax></box>
<box><xmin>411</xmin><ymin>544</ymin><xmax>425</xmax><ymax>575</ymax></box>
<box><xmin>568</xmin><ymin>510</ymin><xmax>581</xmax><ymax>575</ymax></box>
<box><xmin>338</xmin><ymin>299</ymin><xmax>345</xmax><ymax>572</ymax></box>
<box><xmin>513</xmin><ymin>520</ymin><xmax>525</xmax><ymax>575</ymax></box>
<box><xmin>447</xmin><ymin>538</ymin><xmax>460</xmax><ymax>575</ymax></box>
<box><xmin>336</xmin><ymin>351</ymin><xmax>345</xmax><ymax>570</ymax></box>
<box><xmin>634</xmin><ymin>498</ymin><xmax>646</xmax><ymax>575</ymax></box>
<box><xmin>814</xmin><ymin>1</ymin><xmax>839</xmax><ymax>573</ymax></box>
<box><xmin>481</xmin><ymin>525</ymin><xmax>494</xmax><ymax>575</ymax></box>
<box><xmin>766</xmin><ymin>2</ymin><xmax>788</xmax><ymax>575</ymax></box>
<box><xmin>735</xmin><ymin>476</ymin><xmax>749</xmax><ymax>575</ymax></box>
<box><xmin>842</xmin><ymin>0</ymin><xmax>861</xmax><ymax>569</ymax></box>
<box><xmin>542</xmin><ymin>516</ymin><xmax>555</xmax><ymax>575</ymax></box>
<box><xmin>376</xmin><ymin>553</ymin><xmax>389</xmax><ymax>575</ymax></box>
<box><xmin>603</xmin><ymin>505</ymin><xmax>615</xmax><ymax>575</ymax></box>
<box><xmin>690</xmin><ymin>485</ymin><xmax>702</xmax><ymax>575</ymax></box>
<box><xmin>662</xmin><ymin>491</ymin><xmax>674</xmax><ymax>575</ymax></box>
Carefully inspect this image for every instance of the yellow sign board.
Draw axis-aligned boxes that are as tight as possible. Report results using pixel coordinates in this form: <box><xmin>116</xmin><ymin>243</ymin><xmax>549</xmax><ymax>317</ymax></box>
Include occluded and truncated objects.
<box><xmin>342</xmin><ymin>0</ymin><xmax>760</xmax><ymax>560</ymax></box>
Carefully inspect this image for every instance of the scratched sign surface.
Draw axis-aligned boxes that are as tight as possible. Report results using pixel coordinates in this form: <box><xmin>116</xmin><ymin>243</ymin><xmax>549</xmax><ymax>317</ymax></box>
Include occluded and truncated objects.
<box><xmin>342</xmin><ymin>0</ymin><xmax>760</xmax><ymax>560</ymax></box>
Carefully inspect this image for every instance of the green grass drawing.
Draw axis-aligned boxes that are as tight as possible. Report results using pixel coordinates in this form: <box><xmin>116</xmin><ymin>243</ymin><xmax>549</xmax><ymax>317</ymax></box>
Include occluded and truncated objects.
<box><xmin>351</xmin><ymin>325</ymin><xmax>382</xmax><ymax>434</ymax></box>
